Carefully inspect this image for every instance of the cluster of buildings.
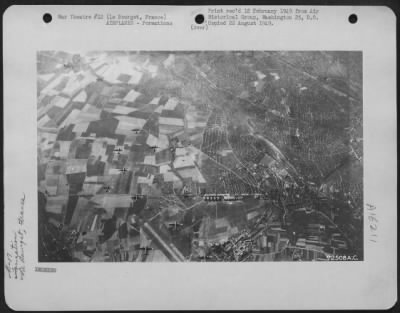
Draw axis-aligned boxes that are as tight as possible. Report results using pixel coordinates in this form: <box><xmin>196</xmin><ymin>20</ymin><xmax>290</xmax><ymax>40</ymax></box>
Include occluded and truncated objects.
<box><xmin>193</xmin><ymin>199</ymin><xmax>353</xmax><ymax>262</ymax></box>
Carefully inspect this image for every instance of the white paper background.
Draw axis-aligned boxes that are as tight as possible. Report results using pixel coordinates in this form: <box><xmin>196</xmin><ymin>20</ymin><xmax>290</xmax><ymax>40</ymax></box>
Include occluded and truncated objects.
<box><xmin>3</xmin><ymin>5</ymin><xmax>397</xmax><ymax>310</ymax></box>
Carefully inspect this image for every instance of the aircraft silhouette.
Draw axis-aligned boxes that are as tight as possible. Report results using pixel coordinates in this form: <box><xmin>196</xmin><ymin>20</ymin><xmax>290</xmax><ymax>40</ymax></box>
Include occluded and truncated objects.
<box><xmin>103</xmin><ymin>186</ymin><xmax>111</xmax><ymax>193</ymax></box>
<box><xmin>131</xmin><ymin>128</ymin><xmax>141</xmax><ymax>134</ymax></box>
<box><xmin>131</xmin><ymin>194</ymin><xmax>145</xmax><ymax>201</ymax></box>
<box><xmin>149</xmin><ymin>145</ymin><xmax>159</xmax><ymax>152</ymax></box>
<box><xmin>138</xmin><ymin>246</ymin><xmax>153</xmax><ymax>255</ymax></box>
<box><xmin>195</xmin><ymin>254</ymin><xmax>213</xmax><ymax>261</ymax></box>
<box><xmin>118</xmin><ymin>167</ymin><xmax>128</xmax><ymax>173</ymax></box>
<box><xmin>168</xmin><ymin>221</ymin><xmax>184</xmax><ymax>231</ymax></box>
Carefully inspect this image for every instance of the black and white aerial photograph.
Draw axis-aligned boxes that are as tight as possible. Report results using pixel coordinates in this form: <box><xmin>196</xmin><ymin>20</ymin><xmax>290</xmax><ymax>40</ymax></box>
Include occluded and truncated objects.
<box><xmin>37</xmin><ymin>51</ymin><xmax>363</xmax><ymax>262</ymax></box>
